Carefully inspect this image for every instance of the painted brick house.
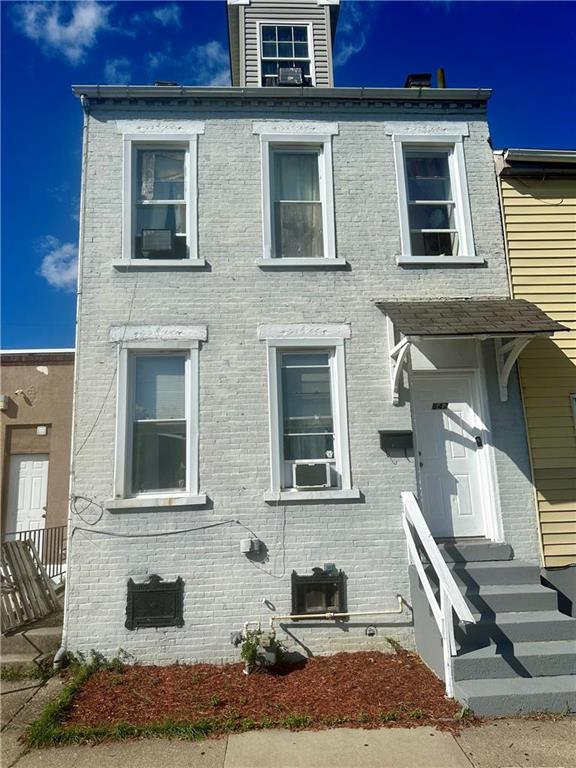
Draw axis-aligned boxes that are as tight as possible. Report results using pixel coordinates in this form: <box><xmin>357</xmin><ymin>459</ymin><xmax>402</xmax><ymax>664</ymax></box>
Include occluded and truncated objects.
<box><xmin>65</xmin><ymin>0</ymin><xmax>574</xmax><ymax>714</ymax></box>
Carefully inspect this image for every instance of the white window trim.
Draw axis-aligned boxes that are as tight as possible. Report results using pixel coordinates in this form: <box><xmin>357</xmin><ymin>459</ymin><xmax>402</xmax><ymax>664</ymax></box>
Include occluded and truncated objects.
<box><xmin>392</xmin><ymin>134</ymin><xmax>482</xmax><ymax>265</ymax></box>
<box><xmin>258</xmin><ymin>132</ymin><xmax>337</xmax><ymax>263</ymax></box>
<box><xmin>257</xmin><ymin>21</ymin><xmax>316</xmax><ymax>87</ymax></box>
<box><xmin>107</xmin><ymin>328</ymin><xmax>206</xmax><ymax>511</ymax></box>
<box><xmin>119</xmin><ymin>133</ymin><xmax>204</xmax><ymax>269</ymax></box>
<box><xmin>571</xmin><ymin>393</ymin><xmax>576</xmax><ymax>430</ymax></box>
<box><xmin>260</xmin><ymin>326</ymin><xmax>356</xmax><ymax>503</ymax></box>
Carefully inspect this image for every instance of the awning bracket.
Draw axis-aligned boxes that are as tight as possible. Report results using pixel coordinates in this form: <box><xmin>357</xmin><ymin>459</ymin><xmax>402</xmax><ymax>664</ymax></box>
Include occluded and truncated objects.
<box><xmin>494</xmin><ymin>336</ymin><xmax>534</xmax><ymax>402</ymax></box>
<box><xmin>387</xmin><ymin>318</ymin><xmax>411</xmax><ymax>405</ymax></box>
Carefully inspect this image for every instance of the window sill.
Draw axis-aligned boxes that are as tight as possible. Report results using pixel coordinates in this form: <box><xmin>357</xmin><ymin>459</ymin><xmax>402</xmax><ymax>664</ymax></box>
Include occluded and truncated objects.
<box><xmin>106</xmin><ymin>493</ymin><xmax>207</xmax><ymax>511</ymax></box>
<box><xmin>113</xmin><ymin>259</ymin><xmax>207</xmax><ymax>271</ymax></box>
<box><xmin>264</xmin><ymin>488</ymin><xmax>361</xmax><ymax>503</ymax></box>
<box><xmin>396</xmin><ymin>256</ymin><xmax>485</xmax><ymax>266</ymax></box>
<box><xmin>257</xmin><ymin>258</ymin><xmax>348</xmax><ymax>269</ymax></box>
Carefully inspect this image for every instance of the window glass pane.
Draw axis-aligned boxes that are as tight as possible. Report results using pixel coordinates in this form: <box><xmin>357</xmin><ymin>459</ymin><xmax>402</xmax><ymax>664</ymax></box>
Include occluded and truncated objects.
<box><xmin>273</xmin><ymin>152</ymin><xmax>320</xmax><ymax>201</ymax></box>
<box><xmin>293</xmin><ymin>26</ymin><xmax>307</xmax><ymax>42</ymax></box>
<box><xmin>282</xmin><ymin>353</ymin><xmax>330</xmax><ymax>367</ymax></box>
<box><xmin>262</xmin><ymin>25</ymin><xmax>275</xmax><ymax>41</ymax></box>
<box><xmin>137</xmin><ymin>150</ymin><xmax>185</xmax><ymax>201</ymax></box>
<box><xmin>132</xmin><ymin>421</ymin><xmax>186</xmax><ymax>492</ymax></box>
<box><xmin>134</xmin><ymin>356</ymin><xmax>185</xmax><ymax>420</ymax></box>
<box><xmin>408</xmin><ymin>204</ymin><xmax>455</xmax><ymax>230</ymax></box>
<box><xmin>282</xmin><ymin>362</ymin><xmax>334</xmax><ymax>460</ymax></box>
<box><xmin>274</xmin><ymin>202</ymin><xmax>324</xmax><ymax>258</ymax></box>
<box><xmin>410</xmin><ymin>231</ymin><xmax>458</xmax><ymax>257</ymax></box>
<box><xmin>262</xmin><ymin>60</ymin><xmax>278</xmax><ymax>76</ymax></box>
<box><xmin>262</xmin><ymin>42</ymin><xmax>277</xmax><ymax>57</ymax></box>
<box><xmin>294</xmin><ymin>42</ymin><xmax>308</xmax><ymax>58</ymax></box>
<box><xmin>136</xmin><ymin>204</ymin><xmax>186</xmax><ymax>234</ymax></box>
<box><xmin>278</xmin><ymin>26</ymin><xmax>292</xmax><ymax>41</ymax></box>
<box><xmin>405</xmin><ymin>152</ymin><xmax>451</xmax><ymax>201</ymax></box>
<box><xmin>278</xmin><ymin>42</ymin><xmax>293</xmax><ymax>57</ymax></box>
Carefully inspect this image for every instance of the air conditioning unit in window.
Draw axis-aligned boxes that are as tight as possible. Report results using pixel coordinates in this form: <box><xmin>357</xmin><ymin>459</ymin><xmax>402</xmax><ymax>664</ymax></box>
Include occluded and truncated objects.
<box><xmin>293</xmin><ymin>462</ymin><xmax>331</xmax><ymax>490</ymax></box>
<box><xmin>142</xmin><ymin>229</ymin><xmax>174</xmax><ymax>255</ymax></box>
<box><xmin>278</xmin><ymin>67</ymin><xmax>303</xmax><ymax>87</ymax></box>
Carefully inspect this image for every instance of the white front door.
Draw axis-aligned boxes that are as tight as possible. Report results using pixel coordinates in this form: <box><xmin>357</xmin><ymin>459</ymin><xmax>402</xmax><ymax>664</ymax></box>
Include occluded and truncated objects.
<box><xmin>411</xmin><ymin>373</ymin><xmax>486</xmax><ymax>538</ymax></box>
<box><xmin>6</xmin><ymin>455</ymin><xmax>49</xmax><ymax>532</ymax></box>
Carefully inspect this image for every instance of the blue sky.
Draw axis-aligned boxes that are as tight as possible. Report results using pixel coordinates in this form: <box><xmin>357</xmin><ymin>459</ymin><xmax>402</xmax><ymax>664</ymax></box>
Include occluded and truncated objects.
<box><xmin>2</xmin><ymin>0</ymin><xmax>575</xmax><ymax>350</ymax></box>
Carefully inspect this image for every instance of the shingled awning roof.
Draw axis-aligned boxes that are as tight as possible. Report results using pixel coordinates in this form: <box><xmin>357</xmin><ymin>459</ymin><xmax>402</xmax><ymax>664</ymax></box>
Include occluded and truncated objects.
<box><xmin>375</xmin><ymin>299</ymin><xmax>568</xmax><ymax>337</ymax></box>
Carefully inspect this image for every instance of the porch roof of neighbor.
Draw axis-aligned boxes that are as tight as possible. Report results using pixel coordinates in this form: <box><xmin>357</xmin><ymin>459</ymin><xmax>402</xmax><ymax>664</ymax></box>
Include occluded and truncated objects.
<box><xmin>375</xmin><ymin>299</ymin><xmax>569</xmax><ymax>338</ymax></box>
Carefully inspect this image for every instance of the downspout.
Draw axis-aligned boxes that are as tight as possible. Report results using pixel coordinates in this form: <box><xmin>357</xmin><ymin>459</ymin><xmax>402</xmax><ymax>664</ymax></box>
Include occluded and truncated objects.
<box><xmin>55</xmin><ymin>93</ymin><xmax>90</xmax><ymax>669</ymax></box>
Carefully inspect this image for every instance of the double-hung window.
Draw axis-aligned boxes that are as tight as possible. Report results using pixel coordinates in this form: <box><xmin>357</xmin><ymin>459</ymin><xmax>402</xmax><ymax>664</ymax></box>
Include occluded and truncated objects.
<box><xmin>393</xmin><ymin>135</ymin><xmax>477</xmax><ymax>264</ymax></box>
<box><xmin>109</xmin><ymin>326</ymin><xmax>206</xmax><ymax>510</ymax></box>
<box><xmin>255</xmin><ymin>125</ymin><xmax>338</xmax><ymax>264</ymax></box>
<box><xmin>120</xmin><ymin>128</ymin><xmax>203</xmax><ymax>267</ymax></box>
<box><xmin>134</xmin><ymin>147</ymin><xmax>187</xmax><ymax>260</ymax></box>
<box><xmin>272</xmin><ymin>148</ymin><xmax>324</xmax><ymax>259</ymax></box>
<box><xmin>260</xmin><ymin>325</ymin><xmax>357</xmax><ymax>502</ymax></box>
<box><xmin>260</xmin><ymin>24</ymin><xmax>313</xmax><ymax>86</ymax></box>
<box><xmin>131</xmin><ymin>354</ymin><xmax>187</xmax><ymax>493</ymax></box>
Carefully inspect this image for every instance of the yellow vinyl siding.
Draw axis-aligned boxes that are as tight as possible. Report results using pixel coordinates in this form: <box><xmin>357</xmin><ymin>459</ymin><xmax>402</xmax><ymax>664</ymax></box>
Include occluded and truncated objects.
<box><xmin>501</xmin><ymin>176</ymin><xmax>576</xmax><ymax>567</ymax></box>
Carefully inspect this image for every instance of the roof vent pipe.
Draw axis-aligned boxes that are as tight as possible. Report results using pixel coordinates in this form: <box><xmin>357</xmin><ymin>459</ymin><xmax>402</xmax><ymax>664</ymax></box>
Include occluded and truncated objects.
<box><xmin>437</xmin><ymin>67</ymin><xmax>446</xmax><ymax>88</ymax></box>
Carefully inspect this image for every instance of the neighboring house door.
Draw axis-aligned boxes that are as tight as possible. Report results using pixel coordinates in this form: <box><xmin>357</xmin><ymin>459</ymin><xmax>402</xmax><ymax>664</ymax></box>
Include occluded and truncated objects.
<box><xmin>411</xmin><ymin>372</ymin><xmax>486</xmax><ymax>538</ymax></box>
<box><xmin>6</xmin><ymin>454</ymin><xmax>49</xmax><ymax>532</ymax></box>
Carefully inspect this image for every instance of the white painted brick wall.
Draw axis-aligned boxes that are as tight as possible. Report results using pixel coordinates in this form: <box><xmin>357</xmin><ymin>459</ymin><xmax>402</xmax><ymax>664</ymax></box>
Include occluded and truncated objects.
<box><xmin>66</xmin><ymin>100</ymin><xmax>539</xmax><ymax>664</ymax></box>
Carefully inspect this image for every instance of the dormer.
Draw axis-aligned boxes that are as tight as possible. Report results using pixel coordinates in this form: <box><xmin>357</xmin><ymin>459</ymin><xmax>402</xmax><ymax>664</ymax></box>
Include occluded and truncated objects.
<box><xmin>227</xmin><ymin>0</ymin><xmax>340</xmax><ymax>88</ymax></box>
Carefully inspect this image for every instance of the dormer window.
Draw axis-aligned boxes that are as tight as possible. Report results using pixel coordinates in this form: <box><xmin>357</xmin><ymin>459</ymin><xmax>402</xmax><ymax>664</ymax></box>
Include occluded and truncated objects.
<box><xmin>259</xmin><ymin>24</ymin><xmax>313</xmax><ymax>86</ymax></box>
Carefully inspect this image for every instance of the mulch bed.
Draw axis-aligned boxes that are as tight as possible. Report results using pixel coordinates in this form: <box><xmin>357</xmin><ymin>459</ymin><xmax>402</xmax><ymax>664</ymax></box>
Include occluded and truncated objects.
<box><xmin>63</xmin><ymin>649</ymin><xmax>472</xmax><ymax>734</ymax></box>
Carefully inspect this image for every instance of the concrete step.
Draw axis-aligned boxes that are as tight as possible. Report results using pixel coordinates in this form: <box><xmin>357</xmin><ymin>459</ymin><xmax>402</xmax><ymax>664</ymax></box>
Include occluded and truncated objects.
<box><xmin>437</xmin><ymin>541</ymin><xmax>514</xmax><ymax>563</ymax></box>
<box><xmin>458</xmin><ymin>584</ymin><xmax>558</xmax><ymax>615</ymax></box>
<box><xmin>1</xmin><ymin>627</ymin><xmax>62</xmax><ymax>657</ymax></box>
<box><xmin>426</xmin><ymin>559</ymin><xmax>541</xmax><ymax>588</ymax></box>
<box><xmin>454</xmin><ymin>674</ymin><xmax>576</xmax><ymax>716</ymax></box>
<box><xmin>454</xmin><ymin>640</ymin><xmax>576</xmax><ymax>681</ymax></box>
<box><xmin>0</xmin><ymin>653</ymin><xmax>38</xmax><ymax>675</ymax></box>
<box><xmin>455</xmin><ymin>610</ymin><xmax>576</xmax><ymax>650</ymax></box>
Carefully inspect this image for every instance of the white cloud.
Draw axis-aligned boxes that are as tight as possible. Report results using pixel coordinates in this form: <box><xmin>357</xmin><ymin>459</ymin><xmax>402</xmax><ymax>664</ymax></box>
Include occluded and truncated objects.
<box><xmin>11</xmin><ymin>1</ymin><xmax>112</xmax><ymax>64</ymax></box>
<box><xmin>131</xmin><ymin>3</ymin><xmax>182</xmax><ymax>30</ymax></box>
<box><xmin>333</xmin><ymin>1</ymin><xmax>376</xmax><ymax>68</ymax></box>
<box><xmin>38</xmin><ymin>237</ymin><xmax>78</xmax><ymax>293</ymax></box>
<box><xmin>146</xmin><ymin>40</ymin><xmax>231</xmax><ymax>87</ymax></box>
<box><xmin>104</xmin><ymin>57</ymin><xmax>131</xmax><ymax>84</ymax></box>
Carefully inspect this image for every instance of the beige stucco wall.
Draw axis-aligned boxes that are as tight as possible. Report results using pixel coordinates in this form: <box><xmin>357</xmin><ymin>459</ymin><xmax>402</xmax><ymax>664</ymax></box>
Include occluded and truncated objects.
<box><xmin>1</xmin><ymin>353</ymin><xmax>74</xmax><ymax>532</ymax></box>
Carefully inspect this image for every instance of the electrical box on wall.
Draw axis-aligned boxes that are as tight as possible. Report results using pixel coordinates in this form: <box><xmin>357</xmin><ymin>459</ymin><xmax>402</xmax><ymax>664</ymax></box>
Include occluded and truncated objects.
<box><xmin>379</xmin><ymin>430</ymin><xmax>413</xmax><ymax>456</ymax></box>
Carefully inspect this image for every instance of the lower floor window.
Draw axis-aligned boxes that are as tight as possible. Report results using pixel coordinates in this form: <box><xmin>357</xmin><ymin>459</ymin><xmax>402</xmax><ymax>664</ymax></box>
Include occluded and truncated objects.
<box><xmin>264</xmin><ymin>335</ymin><xmax>352</xmax><ymax>495</ymax></box>
<box><xmin>291</xmin><ymin>567</ymin><xmax>346</xmax><ymax>616</ymax></box>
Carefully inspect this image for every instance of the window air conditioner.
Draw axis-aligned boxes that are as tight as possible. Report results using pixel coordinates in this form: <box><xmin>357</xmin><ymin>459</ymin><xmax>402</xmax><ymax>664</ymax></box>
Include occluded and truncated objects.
<box><xmin>293</xmin><ymin>462</ymin><xmax>331</xmax><ymax>490</ymax></box>
<box><xmin>278</xmin><ymin>67</ymin><xmax>304</xmax><ymax>87</ymax></box>
<box><xmin>142</xmin><ymin>229</ymin><xmax>174</xmax><ymax>255</ymax></box>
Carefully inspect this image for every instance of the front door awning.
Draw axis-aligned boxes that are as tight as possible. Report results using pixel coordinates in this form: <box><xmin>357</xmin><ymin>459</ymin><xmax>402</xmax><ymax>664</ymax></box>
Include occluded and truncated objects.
<box><xmin>376</xmin><ymin>299</ymin><xmax>569</xmax><ymax>403</ymax></box>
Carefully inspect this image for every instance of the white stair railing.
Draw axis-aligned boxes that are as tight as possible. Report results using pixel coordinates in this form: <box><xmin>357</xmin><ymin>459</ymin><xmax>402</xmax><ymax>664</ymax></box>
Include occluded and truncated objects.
<box><xmin>401</xmin><ymin>491</ymin><xmax>476</xmax><ymax>698</ymax></box>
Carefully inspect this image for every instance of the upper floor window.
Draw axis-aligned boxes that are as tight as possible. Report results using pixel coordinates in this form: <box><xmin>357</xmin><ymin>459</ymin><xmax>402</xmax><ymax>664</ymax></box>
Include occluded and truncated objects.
<box><xmin>392</xmin><ymin>135</ymin><xmax>478</xmax><ymax>265</ymax></box>
<box><xmin>135</xmin><ymin>148</ymin><xmax>187</xmax><ymax>260</ymax></box>
<box><xmin>120</xmin><ymin>130</ymin><xmax>203</xmax><ymax>268</ymax></box>
<box><xmin>255</xmin><ymin>127</ymin><xmax>337</xmax><ymax>264</ymax></box>
<box><xmin>272</xmin><ymin>148</ymin><xmax>323</xmax><ymax>259</ymax></box>
<box><xmin>260</xmin><ymin>24</ymin><xmax>313</xmax><ymax>86</ymax></box>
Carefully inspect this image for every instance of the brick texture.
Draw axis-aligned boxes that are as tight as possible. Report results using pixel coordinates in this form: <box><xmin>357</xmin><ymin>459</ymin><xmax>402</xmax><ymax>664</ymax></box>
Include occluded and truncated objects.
<box><xmin>66</xmin><ymin>99</ymin><xmax>541</xmax><ymax>664</ymax></box>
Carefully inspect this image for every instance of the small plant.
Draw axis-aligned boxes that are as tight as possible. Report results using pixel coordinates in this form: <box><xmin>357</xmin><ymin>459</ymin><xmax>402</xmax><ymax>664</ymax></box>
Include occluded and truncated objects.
<box><xmin>455</xmin><ymin>705</ymin><xmax>474</xmax><ymax>721</ymax></box>
<box><xmin>209</xmin><ymin>695</ymin><xmax>221</xmax><ymax>707</ymax></box>
<box><xmin>408</xmin><ymin>708</ymin><xmax>425</xmax><ymax>719</ymax></box>
<box><xmin>380</xmin><ymin>706</ymin><xmax>403</xmax><ymax>722</ymax></box>
<box><xmin>282</xmin><ymin>712</ymin><xmax>312</xmax><ymax>730</ymax></box>
<box><xmin>356</xmin><ymin>711</ymin><xmax>370</xmax><ymax>724</ymax></box>
<box><xmin>239</xmin><ymin>629</ymin><xmax>286</xmax><ymax>674</ymax></box>
<box><xmin>385</xmin><ymin>637</ymin><xmax>403</xmax><ymax>654</ymax></box>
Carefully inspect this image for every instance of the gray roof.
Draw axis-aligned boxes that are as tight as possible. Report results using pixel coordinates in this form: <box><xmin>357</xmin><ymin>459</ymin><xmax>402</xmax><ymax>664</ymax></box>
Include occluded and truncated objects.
<box><xmin>375</xmin><ymin>299</ymin><xmax>569</xmax><ymax>337</ymax></box>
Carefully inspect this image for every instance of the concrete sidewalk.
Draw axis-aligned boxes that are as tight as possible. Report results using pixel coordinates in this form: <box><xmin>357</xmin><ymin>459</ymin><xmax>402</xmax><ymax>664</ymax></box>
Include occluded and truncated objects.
<box><xmin>2</xmin><ymin>678</ymin><xmax>575</xmax><ymax>768</ymax></box>
<box><xmin>3</xmin><ymin>721</ymin><xmax>575</xmax><ymax>768</ymax></box>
